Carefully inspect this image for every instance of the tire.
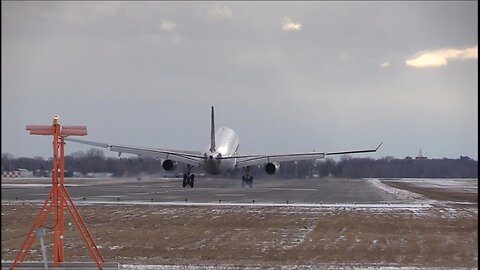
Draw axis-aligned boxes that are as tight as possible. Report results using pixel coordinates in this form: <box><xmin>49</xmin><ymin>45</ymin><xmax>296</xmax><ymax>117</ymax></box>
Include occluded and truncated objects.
<box><xmin>190</xmin><ymin>174</ymin><xmax>195</xmax><ymax>188</ymax></box>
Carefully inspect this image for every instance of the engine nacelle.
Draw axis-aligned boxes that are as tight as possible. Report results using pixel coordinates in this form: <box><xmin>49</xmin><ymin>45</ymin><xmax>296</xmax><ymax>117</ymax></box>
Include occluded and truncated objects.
<box><xmin>265</xmin><ymin>162</ymin><xmax>280</xmax><ymax>175</ymax></box>
<box><xmin>162</xmin><ymin>160</ymin><xmax>177</xmax><ymax>171</ymax></box>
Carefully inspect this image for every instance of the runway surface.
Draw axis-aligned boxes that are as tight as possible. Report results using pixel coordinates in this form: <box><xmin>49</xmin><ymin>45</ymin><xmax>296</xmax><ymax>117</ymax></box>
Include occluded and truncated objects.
<box><xmin>1</xmin><ymin>177</ymin><xmax>400</xmax><ymax>204</ymax></box>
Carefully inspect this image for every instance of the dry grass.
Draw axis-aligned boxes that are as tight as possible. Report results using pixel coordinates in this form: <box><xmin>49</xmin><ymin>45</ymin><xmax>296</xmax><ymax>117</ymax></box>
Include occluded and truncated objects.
<box><xmin>1</xmin><ymin>203</ymin><xmax>477</xmax><ymax>268</ymax></box>
<box><xmin>384</xmin><ymin>181</ymin><xmax>478</xmax><ymax>203</ymax></box>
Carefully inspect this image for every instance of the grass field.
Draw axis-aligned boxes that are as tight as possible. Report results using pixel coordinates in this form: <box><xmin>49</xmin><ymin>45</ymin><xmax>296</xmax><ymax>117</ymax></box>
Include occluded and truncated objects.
<box><xmin>1</xmin><ymin>178</ymin><xmax>477</xmax><ymax>269</ymax></box>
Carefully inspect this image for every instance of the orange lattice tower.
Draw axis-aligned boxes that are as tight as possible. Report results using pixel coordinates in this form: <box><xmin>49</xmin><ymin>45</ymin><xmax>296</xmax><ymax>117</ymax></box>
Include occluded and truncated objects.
<box><xmin>10</xmin><ymin>115</ymin><xmax>105</xmax><ymax>269</ymax></box>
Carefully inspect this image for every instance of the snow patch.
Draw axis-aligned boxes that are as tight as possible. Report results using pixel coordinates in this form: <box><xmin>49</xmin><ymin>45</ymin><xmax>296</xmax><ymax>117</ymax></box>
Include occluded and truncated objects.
<box><xmin>368</xmin><ymin>178</ymin><xmax>427</xmax><ymax>202</ymax></box>
<box><xmin>1</xmin><ymin>184</ymin><xmax>82</xmax><ymax>188</ymax></box>
<box><xmin>118</xmin><ymin>264</ymin><xmax>476</xmax><ymax>270</ymax></box>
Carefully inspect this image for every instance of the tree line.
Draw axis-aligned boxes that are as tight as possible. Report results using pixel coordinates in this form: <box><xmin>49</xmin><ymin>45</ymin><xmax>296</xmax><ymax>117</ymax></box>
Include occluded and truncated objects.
<box><xmin>1</xmin><ymin>149</ymin><xmax>477</xmax><ymax>178</ymax></box>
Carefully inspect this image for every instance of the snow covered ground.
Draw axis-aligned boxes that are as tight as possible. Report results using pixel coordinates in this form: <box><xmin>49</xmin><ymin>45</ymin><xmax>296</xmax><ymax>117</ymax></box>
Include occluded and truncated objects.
<box><xmin>2</xmin><ymin>178</ymin><xmax>476</xmax><ymax>269</ymax></box>
<box><xmin>367</xmin><ymin>179</ymin><xmax>426</xmax><ymax>202</ymax></box>
<box><xmin>368</xmin><ymin>178</ymin><xmax>477</xmax><ymax>206</ymax></box>
<box><xmin>2</xmin><ymin>261</ymin><xmax>475</xmax><ymax>269</ymax></box>
<box><xmin>119</xmin><ymin>264</ymin><xmax>477</xmax><ymax>269</ymax></box>
<box><xmin>1</xmin><ymin>183</ymin><xmax>83</xmax><ymax>188</ymax></box>
<box><xmin>381</xmin><ymin>178</ymin><xmax>477</xmax><ymax>191</ymax></box>
<box><xmin>1</xmin><ymin>199</ymin><xmax>433</xmax><ymax>210</ymax></box>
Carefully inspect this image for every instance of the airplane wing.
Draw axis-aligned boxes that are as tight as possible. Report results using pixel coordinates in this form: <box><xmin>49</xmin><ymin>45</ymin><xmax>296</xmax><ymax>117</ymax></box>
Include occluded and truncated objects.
<box><xmin>65</xmin><ymin>138</ymin><xmax>204</xmax><ymax>167</ymax></box>
<box><xmin>230</xmin><ymin>143</ymin><xmax>383</xmax><ymax>168</ymax></box>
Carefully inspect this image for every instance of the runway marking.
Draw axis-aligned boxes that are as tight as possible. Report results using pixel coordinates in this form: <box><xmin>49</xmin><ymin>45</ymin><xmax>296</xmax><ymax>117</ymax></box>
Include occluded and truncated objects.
<box><xmin>2</xmin><ymin>200</ymin><xmax>433</xmax><ymax>209</ymax></box>
<box><xmin>267</xmin><ymin>188</ymin><xmax>318</xmax><ymax>191</ymax></box>
<box><xmin>1</xmin><ymin>184</ymin><xmax>82</xmax><ymax>188</ymax></box>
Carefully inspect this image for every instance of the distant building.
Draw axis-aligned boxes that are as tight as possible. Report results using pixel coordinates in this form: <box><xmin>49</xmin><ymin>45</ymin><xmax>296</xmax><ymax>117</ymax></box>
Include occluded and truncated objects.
<box><xmin>86</xmin><ymin>172</ymin><xmax>113</xmax><ymax>178</ymax></box>
<box><xmin>384</xmin><ymin>156</ymin><xmax>395</xmax><ymax>162</ymax></box>
<box><xmin>2</xmin><ymin>168</ymin><xmax>33</xmax><ymax>178</ymax></box>
<box><xmin>405</xmin><ymin>156</ymin><xmax>413</xmax><ymax>160</ymax></box>
<box><xmin>33</xmin><ymin>170</ymin><xmax>49</xmax><ymax>177</ymax></box>
<box><xmin>415</xmin><ymin>149</ymin><xmax>428</xmax><ymax>160</ymax></box>
<box><xmin>2</xmin><ymin>171</ymin><xmax>21</xmax><ymax>178</ymax></box>
<box><xmin>43</xmin><ymin>170</ymin><xmax>75</xmax><ymax>178</ymax></box>
<box><xmin>460</xmin><ymin>156</ymin><xmax>471</xmax><ymax>160</ymax></box>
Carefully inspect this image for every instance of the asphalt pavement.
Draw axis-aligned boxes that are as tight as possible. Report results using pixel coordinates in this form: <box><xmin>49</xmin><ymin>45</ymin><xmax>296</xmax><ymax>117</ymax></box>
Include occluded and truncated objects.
<box><xmin>1</xmin><ymin>177</ymin><xmax>398</xmax><ymax>204</ymax></box>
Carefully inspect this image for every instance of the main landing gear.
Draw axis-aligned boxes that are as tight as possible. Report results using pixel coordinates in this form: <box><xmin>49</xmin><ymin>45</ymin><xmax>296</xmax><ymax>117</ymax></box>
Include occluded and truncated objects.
<box><xmin>182</xmin><ymin>165</ymin><xmax>194</xmax><ymax>188</ymax></box>
<box><xmin>183</xmin><ymin>174</ymin><xmax>194</xmax><ymax>188</ymax></box>
<box><xmin>241</xmin><ymin>166</ymin><xmax>253</xmax><ymax>188</ymax></box>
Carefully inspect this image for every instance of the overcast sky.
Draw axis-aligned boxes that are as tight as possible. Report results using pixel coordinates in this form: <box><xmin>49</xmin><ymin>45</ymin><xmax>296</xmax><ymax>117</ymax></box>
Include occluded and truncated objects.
<box><xmin>2</xmin><ymin>1</ymin><xmax>478</xmax><ymax>160</ymax></box>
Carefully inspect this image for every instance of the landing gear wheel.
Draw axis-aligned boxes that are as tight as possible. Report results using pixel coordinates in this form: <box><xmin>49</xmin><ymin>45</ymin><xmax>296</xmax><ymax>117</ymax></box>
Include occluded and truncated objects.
<box><xmin>183</xmin><ymin>174</ymin><xmax>195</xmax><ymax>188</ymax></box>
<box><xmin>182</xmin><ymin>165</ymin><xmax>195</xmax><ymax>188</ymax></box>
<box><xmin>241</xmin><ymin>166</ymin><xmax>253</xmax><ymax>188</ymax></box>
<box><xmin>247</xmin><ymin>176</ymin><xmax>253</xmax><ymax>188</ymax></box>
<box><xmin>241</xmin><ymin>176</ymin><xmax>253</xmax><ymax>188</ymax></box>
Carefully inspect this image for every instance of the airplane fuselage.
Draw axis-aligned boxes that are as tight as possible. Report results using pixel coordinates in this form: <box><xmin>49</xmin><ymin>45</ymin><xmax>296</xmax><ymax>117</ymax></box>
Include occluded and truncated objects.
<box><xmin>64</xmin><ymin>106</ymin><xmax>381</xmax><ymax>189</ymax></box>
<box><xmin>202</xmin><ymin>127</ymin><xmax>239</xmax><ymax>175</ymax></box>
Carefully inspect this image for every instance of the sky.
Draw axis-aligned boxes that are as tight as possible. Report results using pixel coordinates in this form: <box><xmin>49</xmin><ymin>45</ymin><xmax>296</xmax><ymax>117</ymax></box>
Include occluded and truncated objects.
<box><xmin>1</xmin><ymin>1</ymin><xmax>478</xmax><ymax>160</ymax></box>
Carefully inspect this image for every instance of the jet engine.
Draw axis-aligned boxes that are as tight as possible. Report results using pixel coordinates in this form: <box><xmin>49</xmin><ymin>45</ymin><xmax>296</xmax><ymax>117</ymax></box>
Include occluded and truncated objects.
<box><xmin>265</xmin><ymin>162</ymin><xmax>280</xmax><ymax>175</ymax></box>
<box><xmin>162</xmin><ymin>160</ymin><xmax>177</xmax><ymax>171</ymax></box>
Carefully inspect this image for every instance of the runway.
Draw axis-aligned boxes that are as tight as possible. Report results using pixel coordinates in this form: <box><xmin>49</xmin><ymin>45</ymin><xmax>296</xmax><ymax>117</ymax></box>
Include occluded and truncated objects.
<box><xmin>1</xmin><ymin>177</ymin><xmax>399</xmax><ymax>204</ymax></box>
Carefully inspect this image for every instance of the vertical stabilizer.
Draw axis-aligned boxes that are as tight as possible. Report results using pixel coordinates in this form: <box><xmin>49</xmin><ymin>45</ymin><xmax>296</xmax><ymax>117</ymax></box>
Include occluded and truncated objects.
<box><xmin>210</xmin><ymin>106</ymin><xmax>216</xmax><ymax>152</ymax></box>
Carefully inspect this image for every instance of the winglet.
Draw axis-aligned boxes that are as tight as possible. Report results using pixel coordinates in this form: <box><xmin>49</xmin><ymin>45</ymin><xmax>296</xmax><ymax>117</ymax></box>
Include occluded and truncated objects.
<box><xmin>210</xmin><ymin>106</ymin><xmax>216</xmax><ymax>152</ymax></box>
<box><xmin>376</xmin><ymin>142</ymin><xmax>383</xmax><ymax>151</ymax></box>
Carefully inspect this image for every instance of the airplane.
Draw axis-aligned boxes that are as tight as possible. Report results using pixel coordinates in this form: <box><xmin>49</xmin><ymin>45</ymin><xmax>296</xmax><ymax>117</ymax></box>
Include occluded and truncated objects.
<box><xmin>66</xmin><ymin>106</ymin><xmax>382</xmax><ymax>188</ymax></box>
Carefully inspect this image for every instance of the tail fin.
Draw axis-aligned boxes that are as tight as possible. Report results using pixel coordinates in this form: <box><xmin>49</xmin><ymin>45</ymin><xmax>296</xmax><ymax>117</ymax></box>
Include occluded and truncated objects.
<box><xmin>210</xmin><ymin>106</ymin><xmax>216</xmax><ymax>152</ymax></box>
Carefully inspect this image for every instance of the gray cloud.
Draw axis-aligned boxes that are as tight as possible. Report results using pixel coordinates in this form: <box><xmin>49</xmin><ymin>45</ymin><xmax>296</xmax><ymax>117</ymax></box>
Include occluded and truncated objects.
<box><xmin>2</xmin><ymin>1</ymin><xmax>478</xmax><ymax>160</ymax></box>
<box><xmin>207</xmin><ymin>3</ymin><xmax>233</xmax><ymax>19</ymax></box>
